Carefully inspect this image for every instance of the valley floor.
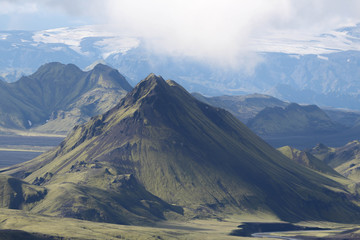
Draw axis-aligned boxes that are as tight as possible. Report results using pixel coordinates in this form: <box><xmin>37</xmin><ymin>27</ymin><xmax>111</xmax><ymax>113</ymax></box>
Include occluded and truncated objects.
<box><xmin>0</xmin><ymin>209</ymin><xmax>359</xmax><ymax>240</ymax></box>
<box><xmin>0</xmin><ymin>209</ymin><xmax>259</xmax><ymax>240</ymax></box>
<box><xmin>0</xmin><ymin>134</ymin><xmax>65</xmax><ymax>168</ymax></box>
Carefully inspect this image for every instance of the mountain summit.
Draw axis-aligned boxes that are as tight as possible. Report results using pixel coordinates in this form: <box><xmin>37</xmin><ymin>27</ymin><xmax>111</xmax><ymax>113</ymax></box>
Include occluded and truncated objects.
<box><xmin>2</xmin><ymin>74</ymin><xmax>360</xmax><ymax>223</ymax></box>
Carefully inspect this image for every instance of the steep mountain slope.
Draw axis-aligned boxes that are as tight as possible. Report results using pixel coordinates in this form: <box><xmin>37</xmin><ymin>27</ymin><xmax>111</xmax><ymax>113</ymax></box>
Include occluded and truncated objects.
<box><xmin>1</xmin><ymin>74</ymin><xmax>360</xmax><ymax>224</ymax></box>
<box><xmin>247</xmin><ymin>103</ymin><xmax>339</xmax><ymax>136</ymax></box>
<box><xmin>277</xmin><ymin>146</ymin><xmax>340</xmax><ymax>176</ymax></box>
<box><xmin>0</xmin><ymin>62</ymin><xmax>132</xmax><ymax>133</ymax></box>
<box><xmin>192</xmin><ymin>93</ymin><xmax>288</xmax><ymax>123</ymax></box>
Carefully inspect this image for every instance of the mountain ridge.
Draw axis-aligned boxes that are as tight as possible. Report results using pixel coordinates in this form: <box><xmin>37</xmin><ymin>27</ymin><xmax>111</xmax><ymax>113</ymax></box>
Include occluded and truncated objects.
<box><xmin>192</xmin><ymin>93</ymin><xmax>288</xmax><ymax>123</ymax></box>
<box><xmin>0</xmin><ymin>62</ymin><xmax>132</xmax><ymax>133</ymax></box>
<box><xmin>277</xmin><ymin>146</ymin><xmax>341</xmax><ymax>176</ymax></box>
<box><xmin>309</xmin><ymin>141</ymin><xmax>360</xmax><ymax>183</ymax></box>
<box><xmin>247</xmin><ymin>103</ymin><xmax>339</xmax><ymax>136</ymax></box>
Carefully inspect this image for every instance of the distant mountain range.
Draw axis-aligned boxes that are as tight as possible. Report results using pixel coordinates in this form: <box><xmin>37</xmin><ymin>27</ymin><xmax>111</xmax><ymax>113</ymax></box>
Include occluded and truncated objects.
<box><xmin>0</xmin><ymin>62</ymin><xmax>131</xmax><ymax>134</ymax></box>
<box><xmin>192</xmin><ymin>93</ymin><xmax>288</xmax><ymax>123</ymax></box>
<box><xmin>2</xmin><ymin>25</ymin><xmax>360</xmax><ymax>110</ymax></box>
<box><xmin>1</xmin><ymin>74</ymin><xmax>360</xmax><ymax>224</ymax></box>
<box><xmin>2</xmin><ymin>60</ymin><xmax>359</xmax><ymax>148</ymax></box>
<box><xmin>249</xmin><ymin>103</ymin><xmax>360</xmax><ymax>149</ymax></box>
<box><xmin>193</xmin><ymin>93</ymin><xmax>360</xmax><ymax>148</ymax></box>
<box><xmin>247</xmin><ymin>103</ymin><xmax>339</xmax><ymax>135</ymax></box>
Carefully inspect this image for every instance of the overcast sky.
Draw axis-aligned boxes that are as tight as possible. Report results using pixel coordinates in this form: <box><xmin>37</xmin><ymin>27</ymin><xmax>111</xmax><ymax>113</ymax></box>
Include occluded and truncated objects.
<box><xmin>1</xmin><ymin>0</ymin><xmax>360</xmax><ymax>68</ymax></box>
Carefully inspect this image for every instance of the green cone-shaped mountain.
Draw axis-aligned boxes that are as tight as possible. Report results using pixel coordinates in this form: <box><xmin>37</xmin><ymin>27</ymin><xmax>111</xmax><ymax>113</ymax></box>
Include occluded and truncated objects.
<box><xmin>2</xmin><ymin>74</ymin><xmax>360</xmax><ymax>223</ymax></box>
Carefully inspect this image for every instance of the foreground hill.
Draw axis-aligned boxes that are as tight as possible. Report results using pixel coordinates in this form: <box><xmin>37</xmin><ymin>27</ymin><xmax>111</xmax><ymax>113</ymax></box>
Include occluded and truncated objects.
<box><xmin>0</xmin><ymin>62</ymin><xmax>132</xmax><ymax>134</ymax></box>
<box><xmin>1</xmin><ymin>74</ymin><xmax>360</xmax><ymax>224</ymax></box>
<box><xmin>0</xmin><ymin>175</ymin><xmax>46</xmax><ymax>210</ymax></box>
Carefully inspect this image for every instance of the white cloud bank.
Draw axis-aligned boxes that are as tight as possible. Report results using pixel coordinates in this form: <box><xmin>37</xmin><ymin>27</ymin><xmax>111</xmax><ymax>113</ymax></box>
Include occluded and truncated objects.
<box><xmin>0</xmin><ymin>1</ymin><xmax>38</xmax><ymax>14</ymax></box>
<box><xmin>2</xmin><ymin>0</ymin><xmax>360</xmax><ymax>68</ymax></box>
<box><xmin>101</xmin><ymin>0</ymin><xmax>360</xmax><ymax>66</ymax></box>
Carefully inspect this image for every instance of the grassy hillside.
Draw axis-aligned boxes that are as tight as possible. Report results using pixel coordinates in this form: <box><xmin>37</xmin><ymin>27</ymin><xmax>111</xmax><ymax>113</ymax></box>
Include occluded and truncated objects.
<box><xmin>1</xmin><ymin>74</ymin><xmax>360</xmax><ymax>224</ymax></box>
<box><xmin>0</xmin><ymin>62</ymin><xmax>132</xmax><ymax>133</ymax></box>
<box><xmin>0</xmin><ymin>175</ymin><xmax>46</xmax><ymax>210</ymax></box>
<box><xmin>0</xmin><ymin>208</ymin><xmax>283</xmax><ymax>239</ymax></box>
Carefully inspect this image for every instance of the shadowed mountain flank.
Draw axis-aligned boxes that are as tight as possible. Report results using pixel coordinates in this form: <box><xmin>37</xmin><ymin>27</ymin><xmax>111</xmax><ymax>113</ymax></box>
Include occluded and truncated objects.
<box><xmin>2</xmin><ymin>74</ymin><xmax>360</xmax><ymax>224</ymax></box>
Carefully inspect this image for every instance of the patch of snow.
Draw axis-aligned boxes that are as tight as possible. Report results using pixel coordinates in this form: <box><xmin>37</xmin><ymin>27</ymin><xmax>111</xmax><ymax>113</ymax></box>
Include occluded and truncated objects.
<box><xmin>94</xmin><ymin>37</ymin><xmax>140</xmax><ymax>59</ymax></box>
<box><xmin>250</xmin><ymin>28</ymin><xmax>360</xmax><ymax>55</ymax></box>
<box><xmin>33</xmin><ymin>26</ymin><xmax>91</xmax><ymax>46</ymax></box>
<box><xmin>52</xmin><ymin>46</ymin><xmax>64</xmax><ymax>51</ymax></box>
<box><xmin>289</xmin><ymin>54</ymin><xmax>301</xmax><ymax>59</ymax></box>
<box><xmin>32</xmin><ymin>25</ymin><xmax>139</xmax><ymax>56</ymax></box>
<box><xmin>317</xmin><ymin>55</ymin><xmax>329</xmax><ymax>60</ymax></box>
<box><xmin>85</xmin><ymin>59</ymin><xmax>107</xmax><ymax>71</ymax></box>
<box><xmin>0</xmin><ymin>34</ymin><xmax>8</xmax><ymax>40</ymax></box>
